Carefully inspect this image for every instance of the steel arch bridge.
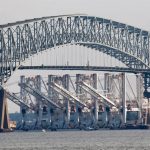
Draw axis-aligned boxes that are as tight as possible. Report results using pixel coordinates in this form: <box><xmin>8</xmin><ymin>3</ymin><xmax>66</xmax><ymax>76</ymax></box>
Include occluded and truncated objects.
<box><xmin>0</xmin><ymin>14</ymin><xmax>150</xmax><ymax>97</ymax></box>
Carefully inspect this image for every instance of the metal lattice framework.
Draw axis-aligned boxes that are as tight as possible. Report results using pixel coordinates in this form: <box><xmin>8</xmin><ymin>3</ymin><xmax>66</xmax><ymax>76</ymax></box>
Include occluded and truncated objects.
<box><xmin>0</xmin><ymin>14</ymin><xmax>150</xmax><ymax>85</ymax></box>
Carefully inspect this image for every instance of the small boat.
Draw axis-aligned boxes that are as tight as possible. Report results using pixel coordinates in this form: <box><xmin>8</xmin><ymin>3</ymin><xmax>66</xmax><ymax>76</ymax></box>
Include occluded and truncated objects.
<box><xmin>42</xmin><ymin>129</ymin><xmax>46</xmax><ymax>132</ymax></box>
<box><xmin>85</xmin><ymin>127</ymin><xmax>94</xmax><ymax>131</ymax></box>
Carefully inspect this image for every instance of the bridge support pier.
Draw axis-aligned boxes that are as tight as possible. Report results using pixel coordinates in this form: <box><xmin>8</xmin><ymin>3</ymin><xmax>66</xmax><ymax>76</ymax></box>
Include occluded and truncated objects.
<box><xmin>0</xmin><ymin>88</ymin><xmax>10</xmax><ymax>131</ymax></box>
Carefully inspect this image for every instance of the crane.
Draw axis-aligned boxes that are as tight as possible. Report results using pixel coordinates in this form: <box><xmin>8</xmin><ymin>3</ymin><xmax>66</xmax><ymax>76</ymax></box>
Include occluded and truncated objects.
<box><xmin>6</xmin><ymin>91</ymin><xmax>33</xmax><ymax>110</ymax></box>
<box><xmin>77</xmin><ymin>81</ymin><xmax>116</xmax><ymax>108</ymax></box>
<box><xmin>18</xmin><ymin>82</ymin><xmax>61</xmax><ymax>109</ymax></box>
<box><xmin>49</xmin><ymin>82</ymin><xmax>87</xmax><ymax>108</ymax></box>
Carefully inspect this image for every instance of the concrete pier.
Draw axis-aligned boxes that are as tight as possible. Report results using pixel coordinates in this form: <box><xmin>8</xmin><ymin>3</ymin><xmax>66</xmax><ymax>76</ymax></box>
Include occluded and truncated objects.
<box><xmin>0</xmin><ymin>89</ymin><xmax>10</xmax><ymax>131</ymax></box>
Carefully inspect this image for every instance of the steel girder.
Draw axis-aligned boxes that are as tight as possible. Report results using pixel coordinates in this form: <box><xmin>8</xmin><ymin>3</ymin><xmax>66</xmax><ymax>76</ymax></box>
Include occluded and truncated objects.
<box><xmin>0</xmin><ymin>14</ymin><xmax>150</xmax><ymax>85</ymax></box>
<box><xmin>6</xmin><ymin>91</ymin><xmax>33</xmax><ymax>110</ymax></box>
<box><xmin>18</xmin><ymin>65</ymin><xmax>150</xmax><ymax>73</ymax></box>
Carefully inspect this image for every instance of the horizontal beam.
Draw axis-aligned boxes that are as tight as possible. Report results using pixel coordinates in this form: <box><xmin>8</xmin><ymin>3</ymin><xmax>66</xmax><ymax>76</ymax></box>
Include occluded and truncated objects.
<box><xmin>18</xmin><ymin>65</ymin><xmax>150</xmax><ymax>73</ymax></box>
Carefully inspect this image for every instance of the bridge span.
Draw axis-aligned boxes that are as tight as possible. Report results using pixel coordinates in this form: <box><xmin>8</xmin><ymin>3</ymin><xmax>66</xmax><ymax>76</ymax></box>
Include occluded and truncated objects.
<box><xmin>19</xmin><ymin>65</ymin><xmax>150</xmax><ymax>74</ymax></box>
<box><xmin>1</xmin><ymin>14</ymin><xmax>150</xmax><ymax>130</ymax></box>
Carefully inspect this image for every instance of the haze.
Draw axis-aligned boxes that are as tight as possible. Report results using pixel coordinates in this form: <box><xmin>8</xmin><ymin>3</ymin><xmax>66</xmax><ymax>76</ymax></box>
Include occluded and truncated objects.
<box><xmin>0</xmin><ymin>0</ymin><xmax>150</xmax><ymax>31</ymax></box>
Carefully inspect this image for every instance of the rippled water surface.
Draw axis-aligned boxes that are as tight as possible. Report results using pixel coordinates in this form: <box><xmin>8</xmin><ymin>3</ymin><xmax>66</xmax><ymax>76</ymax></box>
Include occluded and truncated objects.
<box><xmin>0</xmin><ymin>130</ymin><xmax>150</xmax><ymax>150</ymax></box>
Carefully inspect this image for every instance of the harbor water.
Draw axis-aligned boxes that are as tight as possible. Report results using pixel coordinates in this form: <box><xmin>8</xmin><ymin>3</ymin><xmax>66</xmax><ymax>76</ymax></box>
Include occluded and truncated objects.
<box><xmin>0</xmin><ymin>130</ymin><xmax>150</xmax><ymax>150</ymax></box>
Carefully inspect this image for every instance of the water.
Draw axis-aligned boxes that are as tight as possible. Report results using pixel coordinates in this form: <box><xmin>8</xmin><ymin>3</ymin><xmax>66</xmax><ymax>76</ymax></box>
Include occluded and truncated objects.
<box><xmin>0</xmin><ymin>130</ymin><xmax>150</xmax><ymax>150</ymax></box>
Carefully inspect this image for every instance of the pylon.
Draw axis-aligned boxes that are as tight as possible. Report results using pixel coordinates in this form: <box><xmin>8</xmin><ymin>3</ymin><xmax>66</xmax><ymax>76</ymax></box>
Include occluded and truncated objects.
<box><xmin>0</xmin><ymin>88</ymin><xmax>10</xmax><ymax>131</ymax></box>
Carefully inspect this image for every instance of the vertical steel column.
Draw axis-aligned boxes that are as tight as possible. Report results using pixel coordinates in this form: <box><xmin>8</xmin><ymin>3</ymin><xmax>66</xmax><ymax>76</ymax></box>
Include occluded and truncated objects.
<box><xmin>143</xmin><ymin>73</ymin><xmax>150</xmax><ymax>98</ymax></box>
<box><xmin>76</xmin><ymin>74</ymin><xmax>81</xmax><ymax>124</ymax></box>
<box><xmin>0</xmin><ymin>30</ymin><xmax>4</xmax><ymax>85</ymax></box>
<box><xmin>91</xmin><ymin>73</ymin><xmax>98</xmax><ymax>124</ymax></box>
<box><xmin>104</xmin><ymin>73</ymin><xmax>110</xmax><ymax>124</ymax></box>
<box><xmin>136</xmin><ymin>74</ymin><xmax>143</xmax><ymax>119</ymax></box>
<box><xmin>35</xmin><ymin>75</ymin><xmax>42</xmax><ymax>127</ymax></box>
<box><xmin>147</xmin><ymin>98</ymin><xmax>150</xmax><ymax>124</ymax></box>
<box><xmin>104</xmin><ymin>73</ymin><xmax>109</xmax><ymax>97</ymax></box>
<box><xmin>48</xmin><ymin>75</ymin><xmax>55</xmax><ymax>99</ymax></box>
<box><xmin>48</xmin><ymin>75</ymin><xmax>54</xmax><ymax>125</ymax></box>
<box><xmin>62</xmin><ymin>74</ymin><xmax>70</xmax><ymax>126</ymax></box>
<box><xmin>122</xmin><ymin>73</ymin><xmax>126</xmax><ymax>124</ymax></box>
<box><xmin>20</xmin><ymin>75</ymin><xmax>28</xmax><ymax>127</ymax></box>
<box><xmin>20</xmin><ymin>76</ymin><xmax>26</xmax><ymax>113</ymax></box>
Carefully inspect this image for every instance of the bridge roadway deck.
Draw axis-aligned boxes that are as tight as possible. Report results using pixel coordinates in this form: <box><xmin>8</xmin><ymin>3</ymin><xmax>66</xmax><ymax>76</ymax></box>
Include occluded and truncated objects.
<box><xmin>18</xmin><ymin>65</ymin><xmax>150</xmax><ymax>74</ymax></box>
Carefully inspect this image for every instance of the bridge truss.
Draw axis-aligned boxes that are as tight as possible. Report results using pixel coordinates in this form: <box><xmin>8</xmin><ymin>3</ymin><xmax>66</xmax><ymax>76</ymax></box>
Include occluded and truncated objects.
<box><xmin>0</xmin><ymin>14</ymin><xmax>150</xmax><ymax>97</ymax></box>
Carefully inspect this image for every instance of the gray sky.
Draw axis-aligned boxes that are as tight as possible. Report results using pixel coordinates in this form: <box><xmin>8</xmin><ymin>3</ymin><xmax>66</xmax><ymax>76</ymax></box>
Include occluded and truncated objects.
<box><xmin>1</xmin><ymin>0</ymin><xmax>148</xmax><ymax>113</ymax></box>
<box><xmin>0</xmin><ymin>0</ymin><xmax>150</xmax><ymax>30</ymax></box>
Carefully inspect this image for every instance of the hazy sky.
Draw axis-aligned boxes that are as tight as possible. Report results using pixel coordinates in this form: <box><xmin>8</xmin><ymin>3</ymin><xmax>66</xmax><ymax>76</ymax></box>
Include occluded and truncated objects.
<box><xmin>1</xmin><ymin>0</ymin><xmax>148</xmax><ymax>113</ymax></box>
<box><xmin>0</xmin><ymin>0</ymin><xmax>150</xmax><ymax>31</ymax></box>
